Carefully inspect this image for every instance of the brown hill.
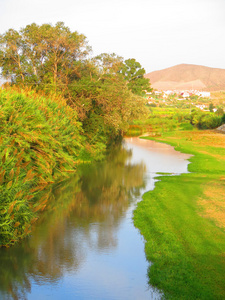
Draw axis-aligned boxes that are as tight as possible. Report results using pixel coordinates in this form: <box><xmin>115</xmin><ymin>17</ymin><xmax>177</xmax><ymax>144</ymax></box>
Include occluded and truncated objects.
<box><xmin>145</xmin><ymin>64</ymin><xmax>225</xmax><ymax>91</ymax></box>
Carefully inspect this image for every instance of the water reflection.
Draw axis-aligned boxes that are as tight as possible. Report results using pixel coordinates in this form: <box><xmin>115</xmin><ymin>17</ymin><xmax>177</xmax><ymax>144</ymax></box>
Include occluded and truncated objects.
<box><xmin>0</xmin><ymin>138</ymin><xmax>191</xmax><ymax>300</ymax></box>
<box><xmin>0</xmin><ymin>143</ymin><xmax>149</xmax><ymax>300</ymax></box>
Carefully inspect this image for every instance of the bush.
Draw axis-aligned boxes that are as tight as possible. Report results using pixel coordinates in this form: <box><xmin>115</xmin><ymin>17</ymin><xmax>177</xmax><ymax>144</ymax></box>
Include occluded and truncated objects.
<box><xmin>191</xmin><ymin>111</ymin><xmax>222</xmax><ymax>129</ymax></box>
<box><xmin>221</xmin><ymin>113</ymin><xmax>225</xmax><ymax>124</ymax></box>
<box><xmin>0</xmin><ymin>87</ymin><xmax>90</xmax><ymax>247</ymax></box>
<box><xmin>179</xmin><ymin>123</ymin><xmax>194</xmax><ymax>130</ymax></box>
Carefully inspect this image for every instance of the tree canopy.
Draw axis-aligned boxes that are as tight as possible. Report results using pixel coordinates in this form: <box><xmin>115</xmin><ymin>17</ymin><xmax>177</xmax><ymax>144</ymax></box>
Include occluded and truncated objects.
<box><xmin>0</xmin><ymin>22</ymin><xmax>150</xmax><ymax>145</ymax></box>
<box><xmin>0</xmin><ymin>22</ymin><xmax>152</xmax><ymax>247</ymax></box>
<box><xmin>0</xmin><ymin>22</ymin><xmax>90</xmax><ymax>89</ymax></box>
<box><xmin>120</xmin><ymin>58</ymin><xmax>152</xmax><ymax>96</ymax></box>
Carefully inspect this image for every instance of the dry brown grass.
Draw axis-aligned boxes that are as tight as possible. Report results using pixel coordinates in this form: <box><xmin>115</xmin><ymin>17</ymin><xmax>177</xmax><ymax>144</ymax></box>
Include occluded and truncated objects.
<box><xmin>158</xmin><ymin>130</ymin><xmax>225</xmax><ymax>229</ymax></box>
<box><xmin>198</xmin><ymin>180</ymin><xmax>225</xmax><ymax>229</ymax></box>
<box><xmin>161</xmin><ymin>131</ymin><xmax>225</xmax><ymax>147</ymax></box>
<box><xmin>183</xmin><ymin>131</ymin><xmax>225</xmax><ymax>227</ymax></box>
<box><xmin>182</xmin><ymin>131</ymin><xmax>225</xmax><ymax>147</ymax></box>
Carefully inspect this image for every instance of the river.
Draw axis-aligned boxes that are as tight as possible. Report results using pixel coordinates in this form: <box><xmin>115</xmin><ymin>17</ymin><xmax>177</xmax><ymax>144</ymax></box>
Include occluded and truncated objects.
<box><xmin>0</xmin><ymin>137</ymin><xmax>191</xmax><ymax>300</ymax></box>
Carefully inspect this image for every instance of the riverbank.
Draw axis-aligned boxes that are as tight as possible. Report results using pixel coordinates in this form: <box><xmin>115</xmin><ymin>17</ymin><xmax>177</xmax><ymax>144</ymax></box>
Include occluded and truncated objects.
<box><xmin>133</xmin><ymin>130</ymin><xmax>225</xmax><ymax>299</ymax></box>
<box><xmin>0</xmin><ymin>88</ymin><xmax>94</xmax><ymax>247</ymax></box>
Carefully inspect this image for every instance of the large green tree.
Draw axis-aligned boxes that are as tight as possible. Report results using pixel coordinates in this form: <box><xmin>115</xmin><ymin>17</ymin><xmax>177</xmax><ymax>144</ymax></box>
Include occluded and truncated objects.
<box><xmin>0</xmin><ymin>22</ymin><xmax>90</xmax><ymax>90</ymax></box>
<box><xmin>120</xmin><ymin>58</ymin><xmax>152</xmax><ymax>96</ymax></box>
<box><xmin>0</xmin><ymin>23</ymin><xmax>149</xmax><ymax>146</ymax></box>
<box><xmin>93</xmin><ymin>53</ymin><xmax>124</xmax><ymax>77</ymax></box>
<box><xmin>70</xmin><ymin>53</ymin><xmax>148</xmax><ymax>144</ymax></box>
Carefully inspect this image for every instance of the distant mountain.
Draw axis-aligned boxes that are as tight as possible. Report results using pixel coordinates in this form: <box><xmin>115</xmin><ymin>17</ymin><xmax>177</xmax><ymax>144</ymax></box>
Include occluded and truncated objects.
<box><xmin>145</xmin><ymin>64</ymin><xmax>225</xmax><ymax>91</ymax></box>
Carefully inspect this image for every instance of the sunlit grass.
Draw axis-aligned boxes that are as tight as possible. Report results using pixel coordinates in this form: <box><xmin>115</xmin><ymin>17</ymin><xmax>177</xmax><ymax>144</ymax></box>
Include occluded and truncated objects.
<box><xmin>134</xmin><ymin>130</ymin><xmax>225</xmax><ymax>299</ymax></box>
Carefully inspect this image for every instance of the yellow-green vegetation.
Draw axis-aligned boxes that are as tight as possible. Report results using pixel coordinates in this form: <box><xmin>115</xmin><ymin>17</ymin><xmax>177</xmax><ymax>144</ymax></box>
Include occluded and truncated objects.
<box><xmin>125</xmin><ymin>107</ymin><xmax>193</xmax><ymax>137</ymax></box>
<box><xmin>125</xmin><ymin>105</ymin><xmax>225</xmax><ymax>137</ymax></box>
<box><xmin>133</xmin><ymin>130</ymin><xmax>225</xmax><ymax>299</ymax></box>
<box><xmin>0</xmin><ymin>22</ymin><xmax>151</xmax><ymax>247</ymax></box>
<box><xmin>0</xmin><ymin>87</ymin><xmax>93</xmax><ymax>247</ymax></box>
<box><xmin>211</xmin><ymin>91</ymin><xmax>225</xmax><ymax>105</ymax></box>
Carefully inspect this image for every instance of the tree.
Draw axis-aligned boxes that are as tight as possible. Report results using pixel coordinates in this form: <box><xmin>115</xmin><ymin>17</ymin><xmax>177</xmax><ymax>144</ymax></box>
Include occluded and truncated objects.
<box><xmin>216</xmin><ymin>107</ymin><xmax>224</xmax><ymax>116</ymax></box>
<box><xmin>120</xmin><ymin>58</ymin><xmax>152</xmax><ymax>96</ymax></box>
<box><xmin>70</xmin><ymin>60</ymin><xmax>148</xmax><ymax>144</ymax></box>
<box><xmin>93</xmin><ymin>53</ymin><xmax>124</xmax><ymax>77</ymax></box>
<box><xmin>0</xmin><ymin>23</ymin><xmax>148</xmax><ymax>146</ymax></box>
<box><xmin>209</xmin><ymin>103</ymin><xmax>214</xmax><ymax>112</ymax></box>
<box><xmin>0</xmin><ymin>22</ymin><xmax>90</xmax><ymax>91</ymax></box>
<box><xmin>0</xmin><ymin>29</ymin><xmax>26</xmax><ymax>83</ymax></box>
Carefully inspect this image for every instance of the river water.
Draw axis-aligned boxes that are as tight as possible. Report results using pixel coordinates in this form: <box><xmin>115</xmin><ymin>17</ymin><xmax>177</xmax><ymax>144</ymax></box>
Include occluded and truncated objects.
<box><xmin>0</xmin><ymin>137</ymin><xmax>191</xmax><ymax>300</ymax></box>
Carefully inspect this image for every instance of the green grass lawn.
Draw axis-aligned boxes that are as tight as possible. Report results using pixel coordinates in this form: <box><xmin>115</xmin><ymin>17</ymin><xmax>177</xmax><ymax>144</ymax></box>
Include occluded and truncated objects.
<box><xmin>133</xmin><ymin>130</ymin><xmax>225</xmax><ymax>299</ymax></box>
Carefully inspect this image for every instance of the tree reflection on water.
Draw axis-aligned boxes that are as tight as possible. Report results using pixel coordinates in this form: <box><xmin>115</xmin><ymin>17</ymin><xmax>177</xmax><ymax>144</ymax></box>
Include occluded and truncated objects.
<box><xmin>0</xmin><ymin>143</ymin><xmax>147</xmax><ymax>300</ymax></box>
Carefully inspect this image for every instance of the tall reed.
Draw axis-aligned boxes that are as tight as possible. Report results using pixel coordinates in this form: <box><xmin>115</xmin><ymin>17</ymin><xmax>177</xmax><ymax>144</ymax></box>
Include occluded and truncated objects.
<box><xmin>0</xmin><ymin>87</ymin><xmax>87</xmax><ymax>247</ymax></box>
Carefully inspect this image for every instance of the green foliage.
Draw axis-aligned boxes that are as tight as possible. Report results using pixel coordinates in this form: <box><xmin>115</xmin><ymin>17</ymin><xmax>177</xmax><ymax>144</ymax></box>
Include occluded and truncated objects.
<box><xmin>120</xmin><ymin>58</ymin><xmax>152</xmax><ymax>96</ymax></box>
<box><xmin>209</xmin><ymin>102</ymin><xmax>214</xmax><ymax>112</ymax></box>
<box><xmin>0</xmin><ymin>87</ymin><xmax>90</xmax><ymax>247</ymax></box>
<box><xmin>191</xmin><ymin>110</ymin><xmax>222</xmax><ymax>129</ymax></box>
<box><xmin>0</xmin><ymin>83</ymin><xmax>147</xmax><ymax>247</ymax></box>
<box><xmin>93</xmin><ymin>52</ymin><xmax>124</xmax><ymax>75</ymax></box>
<box><xmin>0</xmin><ymin>24</ymin><xmax>149</xmax><ymax>146</ymax></box>
<box><xmin>127</xmin><ymin>107</ymin><xmax>194</xmax><ymax>136</ymax></box>
<box><xmin>0</xmin><ymin>22</ymin><xmax>89</xmax><ymax>89</ymax></box>
<box><xmin>69</xmin><ymin>59</ymin><xmax>148</xmax><ymax>145</ymax></box>
<box><xmin>124</xmin><ymin>125</ymin><xmax>144</xmax><ymax>137</ymax></box>
<box><xmin>222</xmin><ymin>113</ymin><xmax>225</xmax><ymax>124</ymax></box>
<box><xmin>216</xmin><ymin>107</ymin><xmax>224</xmax><ymax>116</ymax></box>
<box><xmin>127</xmin><ymin>106</ymin><xmax>224</xmax><ymax>137</ymax></box>
<box><xmin>0</xmin><ymin>22</ymin><xmax>151</xmax><ymax>245</ymax></box>
<box><xmin>179</xmin><ymin>122</ymin><xmax>194</xmax><ymax>130</ymax></box>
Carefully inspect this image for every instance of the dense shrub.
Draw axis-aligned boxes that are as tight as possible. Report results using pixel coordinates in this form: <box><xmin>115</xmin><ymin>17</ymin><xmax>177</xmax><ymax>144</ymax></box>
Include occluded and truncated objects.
<box><xmin>191</xmin><ymin>111</ymin><xmax>222</xmax><ymax>129</ymax></box>
<box><xmin>0</xmin><ymin>87</ymin><xmax>93</xmax><ymax>247</ymax></box>
<box><xmin>221</xmin><ymin>113</ymin><xmax>225</xmax><ymax>124</ymax></box>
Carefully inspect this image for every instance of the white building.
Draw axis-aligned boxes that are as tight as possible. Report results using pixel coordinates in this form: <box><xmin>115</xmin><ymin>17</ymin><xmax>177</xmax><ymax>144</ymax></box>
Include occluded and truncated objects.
<box><xmin>181</xmin><ymin>92</ymin><xmax>190</xmax><ymax>98</ymax></box>
<box><xmin>196</xmin><ymin>91</ymin><xmax>211</xmax><ymax>98</ymax></box>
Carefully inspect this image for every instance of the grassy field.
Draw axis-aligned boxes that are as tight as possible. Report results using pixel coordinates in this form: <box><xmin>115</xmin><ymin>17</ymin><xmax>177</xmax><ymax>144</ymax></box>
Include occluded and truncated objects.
<box><xmin>133</xmin><ymin>130</ymin><xmax>225</xmax><ymax>299</ymax></box>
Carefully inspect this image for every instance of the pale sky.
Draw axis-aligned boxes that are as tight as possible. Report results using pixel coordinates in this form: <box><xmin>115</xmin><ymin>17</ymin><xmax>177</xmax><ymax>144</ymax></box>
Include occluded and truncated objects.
<box><xmin>0</xmin><ymin>0</ymin><xmax>224</xmax><ymax>73</ymax></box>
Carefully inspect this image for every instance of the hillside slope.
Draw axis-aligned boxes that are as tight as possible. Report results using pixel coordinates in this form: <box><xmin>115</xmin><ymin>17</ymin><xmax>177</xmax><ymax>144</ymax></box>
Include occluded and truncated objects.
<box><xmin>145</xmin><ymin>64</ymin><xmax>225</xmax><ymax>91</ymax></box>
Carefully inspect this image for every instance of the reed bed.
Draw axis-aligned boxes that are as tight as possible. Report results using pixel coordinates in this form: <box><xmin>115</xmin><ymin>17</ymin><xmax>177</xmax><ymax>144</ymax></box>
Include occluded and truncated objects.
<box><xmin>0</xmin><ymin>87</ymin><xmax>87</xmax><ymax>247</ymax></box>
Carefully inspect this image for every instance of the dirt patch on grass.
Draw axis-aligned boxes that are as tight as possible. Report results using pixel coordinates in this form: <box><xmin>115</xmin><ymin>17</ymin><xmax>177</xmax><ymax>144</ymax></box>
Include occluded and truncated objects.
<box><xmin>198</xmin><ymin>180</ymin><xmax>225</xmax><ymax>229</ymax></box>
